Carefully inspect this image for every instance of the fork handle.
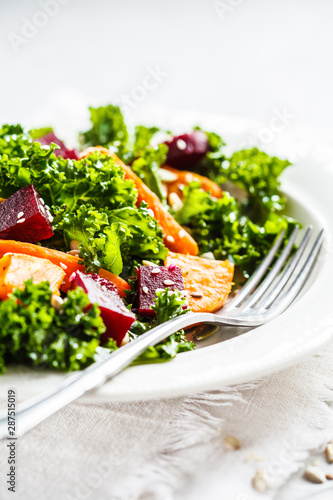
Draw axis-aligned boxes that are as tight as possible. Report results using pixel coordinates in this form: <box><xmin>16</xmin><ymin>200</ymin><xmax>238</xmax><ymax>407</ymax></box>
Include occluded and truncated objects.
<box><xmin>0</xmin><ymin>312</ymin><xmax>217</xmax><ymax>439</ymax></box>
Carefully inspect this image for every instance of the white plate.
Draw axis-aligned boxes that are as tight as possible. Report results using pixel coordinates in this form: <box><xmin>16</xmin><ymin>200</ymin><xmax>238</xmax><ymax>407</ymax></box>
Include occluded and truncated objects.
<box><xmin>1</xmin><ymin>111</ymin><xmax>333</xmax><ymax>402</ymax></box>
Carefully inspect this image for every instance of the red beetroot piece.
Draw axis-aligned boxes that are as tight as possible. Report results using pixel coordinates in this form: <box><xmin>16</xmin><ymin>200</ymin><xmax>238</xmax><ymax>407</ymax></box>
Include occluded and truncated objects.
<box><xmin>138</xmin><ymin>265</ymin><xmax>185</xmax><ymax>317</ymax></box>
<box><xmin>164</xmin><ymin>131</ymin><xmax>209</xmax><ymax>170</ymax></box>
<box><xmin>70</xmin><ymin>271</ymin><xmax>135</xmax><ymax>346</ymax></box>
<box><xmin>0</xmin><ymin>185</ymin><xmax>54</xmax><ymax>243</ymax></box>
<box><xmin>35</xmin><ymin>132</ymin><xmax>79</xmax><ymax>160</ymax></box>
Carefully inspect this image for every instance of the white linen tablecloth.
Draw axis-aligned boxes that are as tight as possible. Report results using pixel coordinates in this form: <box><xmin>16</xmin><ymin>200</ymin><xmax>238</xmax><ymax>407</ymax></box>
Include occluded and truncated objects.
<box><xmin>1</xmin><ymin>342</ymin><xmax>333</xmax><ymax>500</ymax></box>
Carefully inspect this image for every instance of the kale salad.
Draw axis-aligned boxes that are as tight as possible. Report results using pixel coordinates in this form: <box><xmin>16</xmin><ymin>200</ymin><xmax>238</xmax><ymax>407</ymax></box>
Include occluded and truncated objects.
<box><xmin>0</xmin><ymin>105</ymin><xmax>298</xmax><ymax>374</ymax></box>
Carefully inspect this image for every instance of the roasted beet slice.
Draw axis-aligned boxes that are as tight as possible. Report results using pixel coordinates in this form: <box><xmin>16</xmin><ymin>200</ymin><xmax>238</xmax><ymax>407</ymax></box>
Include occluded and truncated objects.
<box><xmin>0</xmin><ymin>185</ymin><xmax>54</xmax><ymax>243</ymax></box>
<box><xmin>138</xmin><ymin>265</ymin><xmax>185</xmax><ymax>317</ymax></box>
<box><xmin>35</xmin><ymin>132</ymin><xmax>79</xmax><ymax>160</ymax></box>
<box><xmin>164</xmin><ymin>131</ymin><xmax>209</xmax><ymax>170</ymax></box>
<box><xmin>70</xmin><ymin>271</ymin><xmax>135</xmax><ymax>346</ymax></box>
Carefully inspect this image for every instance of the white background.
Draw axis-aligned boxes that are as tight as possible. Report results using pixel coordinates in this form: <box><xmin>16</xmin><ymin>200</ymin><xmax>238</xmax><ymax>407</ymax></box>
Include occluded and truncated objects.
<box><xmin>1</xmin><ymin>0</ymin><xmax>333</xmax><ymax>146</ymax></box>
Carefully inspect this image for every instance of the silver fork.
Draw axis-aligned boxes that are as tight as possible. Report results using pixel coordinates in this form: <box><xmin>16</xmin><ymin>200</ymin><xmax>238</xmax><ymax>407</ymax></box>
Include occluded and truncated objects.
<box><xmin>0</xmin><ymin>226</ymin><xmax>324</xmax><ymax>439</ymax></box>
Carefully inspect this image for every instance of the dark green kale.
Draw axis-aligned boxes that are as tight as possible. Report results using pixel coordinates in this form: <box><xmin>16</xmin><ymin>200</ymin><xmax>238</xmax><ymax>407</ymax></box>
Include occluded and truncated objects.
<box><xmin>131</xmin><ymin>144</ymin><xmax>168</xmax><ymax>202</ymax></box>
<box><xmin>0</xmin><ymin>143</ymin><xmax>137</xmax><ymax>210</ymax></box>
<box><xmin>193</xmin><ymin>127</ymin><xmax>227</xmax><ymax>184</ymax></box>
<box><xmin>222</xmin><ymin>148</ymin><xmax>291</xmax><ymax>223</ymax></box>
<box><xmin>29</xmin><ymin>127</ymin><xmax>53</xmax><ymax>139</ymax></box>
<box><xmin>129</xmin><ymin>288</ymin><xmax>195</xmax><ymax>363</ymax></box>
<box><xmin>79</xmin><ymin>107</ymin><xmax>167</xmax><ymax>201</ymax></box>
<box><xmin>0</xmin><ymin>124</ymin><xmax>32</xmax><ymax>159</ymax></box>
<box><xmin>0</xmin><ymin>142</ymin><xmax>167</xmax><ymax>276</ymax></box>
<box><xmin>54</xmin><ymin>203</ymin><xmax>167</xmax><ymax>276</ymax></box>
<box><xmin>0</xmin><ymin>281</ymin><xmax>105</xmax><ymax>373</ymax></box>
<box><xmin>79</xmin><ymin>105</ymin><xmax>129</xmax><ymax>158</ymax></box>
<box><xmin>176</xmin><ymin>182</ymin><xmax>298</xmax><ymax>277</ymax></box>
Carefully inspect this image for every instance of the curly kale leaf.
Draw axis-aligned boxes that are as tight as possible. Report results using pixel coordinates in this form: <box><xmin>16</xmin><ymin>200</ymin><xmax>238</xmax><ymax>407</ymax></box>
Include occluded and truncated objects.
<box><xmin>128</xmin><ymin>288</ymin><xmax>195</xmax><ymax>363</ymax></box>
<box><xmin>0</xmin><ymin>124</ymin><xmax>32</xmax><ymax>159</ymax></box>
<box><xmin>192</xmin><ymin>127</ymin><xmax>227</xmax><ymax>184</ymax></box>
<box><xmin>0</xmin><ymin>281</ymin><xmax>105</xmax><ymax>373</ymax></box>
<box><xmin>79</xmin><ymin>105</ymin><xmax>129</xmax><ymax>158</ymax></box>
<box><xmin>132</xmin><ymin>125</ymin><xmax>160</xmax><ymax>155</ymax></box>
<box><xmin>176</xmin><ymin>182</ymin><xmax>298</xmax><ymax>277</ymax></box>
<box><xmin>131</xmin><ymin>144</ymin><xmax>168</xmax><ymax>202</ymax></box>
<box><xmin>54</xmin><ymin>203</ymin><xmax>167</xmax><ymax>276</ymax></box>
<box><xmin>0</xmin><ymin>142</ymin><xmax>137</xmax><ymax>210</ymax></box>
<box><xmin>79</xmin><ymin>107</ymin><xmax>167</xmax><ymax>201</ymax></box>
<box><xmin>223</xmin><ymin>148</ymin><xmax>291</xmax><ymax>222</ymax></box>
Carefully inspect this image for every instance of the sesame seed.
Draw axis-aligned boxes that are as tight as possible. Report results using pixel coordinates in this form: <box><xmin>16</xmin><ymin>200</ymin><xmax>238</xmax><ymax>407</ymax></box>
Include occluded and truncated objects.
<box><xmin>166</xmin><ymin>235</ymin><xmax>175</xmax><ymax>243</ymax></box>
<box><xmin>164</xmin><ymin>279</ymin><xmax>175</xmax><ymax>286</ymax></box>
<box><xmin>17</xmin><ymin>218</ymin><xmax>26</xmax><ymax>224</ymax></box>
<box><xmin>70</xmin><ymin>239</ymin><xmax>80</xmax><ymax>251</ymax></box>
<box><xmin>40</xmin><ymin>198</ymin><xmax>45</xmax><ymax>205</ymax></box>
<box><xmin>185</xmin><ymin>173</ymin><xmax>194</xmax><ymax>183</ymax></box>
<box><xmin>155</xmin><ymin>288</ymin><xmax>164</xmax><ymax>293</ymax></box>
<box><xmin>48</xmin><ymin>214</ymin><xmax>54</xmax><ymax>222</ymax></box>
<box><xmin>178</xmin><ymin>229</ymin><xmax>186</xmax><ymax>238</ymax></box>
<box><xmin>51</xmin><ymin>295</ymin><xmax>64</xmax><ymax>311</ymax></box>
<box><xmin>168</xmin><ymin>192</ymin><xmax>183</xmax><ymax>211</ymax></box>
<box><xmin>40</xmin><ymin>205</ymin><xmax>46</xmax><ymax>214</ymax></box>
<box><xmin>176</xmin><ymin>139</ymin><xmax>187</xmax><ymax>150</ymax></box>
<box><xmin>142</xmin><ymin>260</ymin><xmax>158</xmax><ymax>267</ymax></box>
<box><xmin>17</xmin><ymin>211</ymin><xmax>24</xmax><ymax>219</ymax></box>
<box><xmin>190</xmin><ymin>291</ymin><xmax>203</xmax><ymax>298</ymax></box>
<box><xmin>66</xmin><ymin>250</ymin><xmax>80</xmax><ymax>256</ymax></box>
<box><xmin>159</xmin><ymin>168</ymin><xmax>178</xmax><ymax>182</ymax></box>
<box><xmin>142</xmin><ymin>286</ymin><xmax>149</xmax><ymax>294</ymax></box>
<box><xmin>147</xmin><ymin>208</ymin><xmax>155</xmax><ymax>217</ymax></box>
<box><xmin>151</xmin><ymin>268</ymin><xmax>161</xmax><ymax>274</ymax></box>
<box><xmin>59</xmin><ymin>262</ymin><xmax>68</xmax><ymax>270</ymax></box>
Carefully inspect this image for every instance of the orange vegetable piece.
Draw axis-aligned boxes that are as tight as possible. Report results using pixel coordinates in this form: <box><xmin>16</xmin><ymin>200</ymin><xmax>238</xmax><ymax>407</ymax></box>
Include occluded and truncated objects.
<box><xmin>0</xmin><ymin>253</ymin><xmax>65</xmax><ymax>300</ymax></box>
<box><xmin>162</xmin><ymin>166</ymin><xmax>223</xmax><ymax>200</ymax></box>
<box><xmin>165</xmin><ymin>252</ymin><xmax>234</xmax><ymax>313</ymax></box>
<box><xmin>79</xmin><ymin>147</ymin><xmax>199</xmax><ymax>256</ymax></box>
<box><xmin>0</xmin><ymin>240</ymin><xmax>130</xmax><ymax>297</ymax></box>
<box><xmin>0</xmin><ymin>198</ymin><xmax>5</xmax><ymax>204</ymax></box>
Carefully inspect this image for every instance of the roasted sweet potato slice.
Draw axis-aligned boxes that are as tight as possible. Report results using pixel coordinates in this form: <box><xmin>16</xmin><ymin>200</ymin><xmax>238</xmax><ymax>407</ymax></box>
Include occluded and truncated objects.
<box><xmin>79</xmin><ymin>147</ymin><xmax>199</xmax><ymax>255</ymax></box>
<box><xmin>162</xmin><ymin>166</ymin><xmax>223</xmax><ymax>200</ymax></box>
<box><xmin>165</xmin><ymin>252</ymin><xmax>234</xmax><ymax>313</ymax></box>
<box><xmin>0</xmin><ymin>240</ymin><xmax>130</xmax><ymax>296</ymax></box>
<box><xmin>0</xmin><ymin>253</ymin><xmax>65</xmax><ymax>299</ymax></box>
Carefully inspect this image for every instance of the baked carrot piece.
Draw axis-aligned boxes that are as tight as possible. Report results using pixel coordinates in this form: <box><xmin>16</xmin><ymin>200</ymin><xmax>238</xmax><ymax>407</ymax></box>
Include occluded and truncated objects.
<box><xmin>79</xmin><ymin>147</ymin><xmax>199</xmax><ymax>256</ymax></box>
<box><xmin>0</xmin><ymin>240</ymin><xmax>130</xmax><ymax>297</ymax></box>
<box><xmin>161</xmin><ymin>166</ymin><xmax>223</xmax><ymax>200</ymax></box>
<box><xmin>165</xmin><ymin>252</ymin><xmax>234</xmax><ymax>313</ymax></box>
<box><xmin>0</xmin><ymin>253</ymin><xmax>65</xmax><ymax>300</ymax></box>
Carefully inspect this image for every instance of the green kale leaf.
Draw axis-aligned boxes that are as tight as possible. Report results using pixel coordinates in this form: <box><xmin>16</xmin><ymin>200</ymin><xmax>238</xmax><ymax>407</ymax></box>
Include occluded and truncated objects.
<box><xmin>0</xmin><ymin>124</ymin><xmax>32</xmax><ymax>159</ymax></box>
<box><xmin>79</xmin><ymin>105</ymin><xmax>129</xmax><ymax>158</ymax></box>
<box><xmin>223</xmin><ymin>148</ymin><xmax>291</xmax><ymax>222</ymax></box>
<box><xmin>0</xmin><ymin>281</ymin><xmax>105</xmax><ymax>373</ymax></box>
<box><xmin>130</xmin><ymin>288</ymin><xmax>195</xmax><ymax>363</ymax></box>
<box><xmin>131</xmin><ymin>144</ymin><xmax>168</xmax><ymax>202</ymax></box>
